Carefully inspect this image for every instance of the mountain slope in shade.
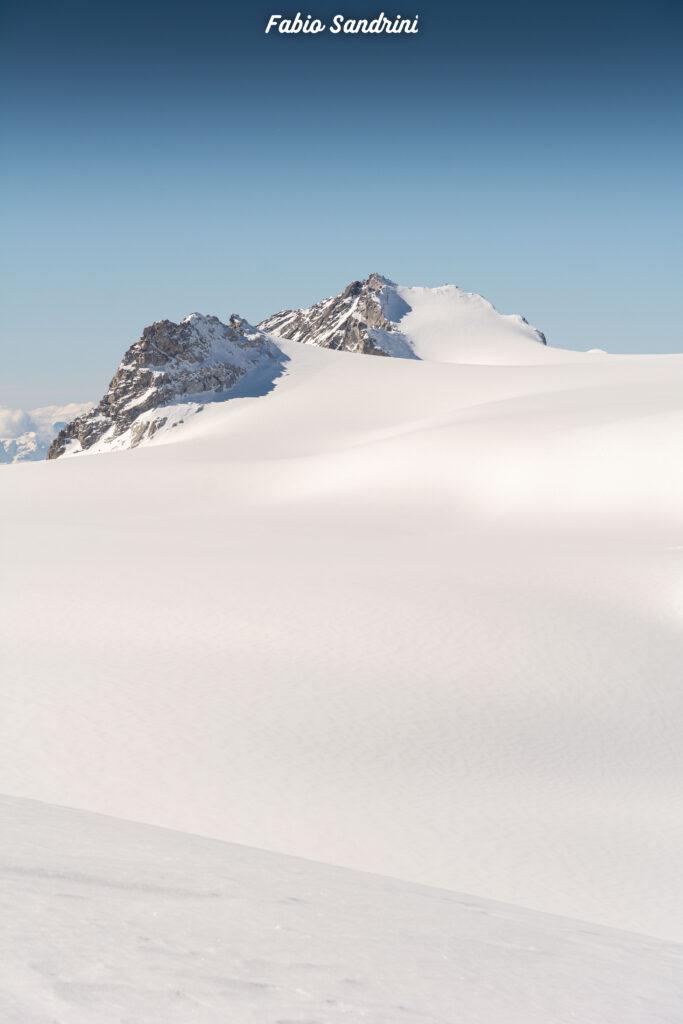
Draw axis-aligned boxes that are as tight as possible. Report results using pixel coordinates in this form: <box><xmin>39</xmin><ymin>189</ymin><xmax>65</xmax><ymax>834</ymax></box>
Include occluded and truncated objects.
<box><xmin>259</xmin><ymin>272</ymin><xmax>548</xmax><ymax>363</ymax></box>
<box><xmin>47</xmin><ymin>314</ymin><xmax>286</xmax><ymax>459</ymax></box>
<box><xmin>3</xmin><ymin>795</ymin><xmax>682</xmax><ymax>1024</ymax></box>
<box><xmin>0</xmin><ymin>403</ymin><xmax>92</xmax><ymax>463</ymax></box>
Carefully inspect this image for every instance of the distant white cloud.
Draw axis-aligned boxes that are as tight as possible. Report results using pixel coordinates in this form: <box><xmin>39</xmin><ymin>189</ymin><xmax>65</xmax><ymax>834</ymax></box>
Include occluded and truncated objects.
<box><xmin>0</xmin><ymin>402</ymin><xmax>93</xmax><ymax>462</ymax></box>
<box><xmin>0</xmin><ymin>407</ymin><xmax>34</xmax><ymax>438</ymax></box>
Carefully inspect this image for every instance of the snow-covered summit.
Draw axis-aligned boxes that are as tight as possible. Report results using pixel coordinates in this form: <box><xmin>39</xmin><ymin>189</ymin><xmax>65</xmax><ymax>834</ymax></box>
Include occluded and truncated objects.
<box><xmin>259</xmin><ymin>272</ymin><xmax>548</xmax><ymax>363</ymax></box>
<box><xmin>47</xmin><ymin>313</ymin><xmax>286</xmax><ymax>459</ymax></box>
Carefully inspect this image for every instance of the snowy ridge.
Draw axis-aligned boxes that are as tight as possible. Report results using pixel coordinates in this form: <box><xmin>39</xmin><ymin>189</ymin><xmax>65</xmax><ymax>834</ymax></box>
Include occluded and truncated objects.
<box><xmin>259</xmin><ymin>271</ymin><xmax>548</xmax><ymax>363</ymax></box>
<box><xmin>47</xmin><ymin>313</ymin><xmax>286</xmax><ymax>459</ymax></box>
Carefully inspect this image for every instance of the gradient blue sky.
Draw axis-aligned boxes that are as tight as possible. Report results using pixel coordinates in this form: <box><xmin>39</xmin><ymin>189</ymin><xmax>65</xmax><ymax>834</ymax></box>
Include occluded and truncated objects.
<box><xmin>1</xmin><ymin>0</ymin><xmax>682</xmax><ymax>405</ymax></box>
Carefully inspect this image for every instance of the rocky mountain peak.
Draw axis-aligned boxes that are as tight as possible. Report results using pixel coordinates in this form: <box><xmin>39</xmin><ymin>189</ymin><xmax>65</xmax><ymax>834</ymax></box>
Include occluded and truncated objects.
<box><xmin>259</xmin><ymin>274</ymin><xmax>547</xmax><ymax>360</ymax></box>
<box><xmin>366</xmin><ymin>272</ymin><xmax>395</xmax><ymax>289</ymax></box>
<box><xmin>258</xmin><ymin>273</ymin><xmax>415</xmax><ymax>358</ymax></box>
<box><xmin>47</xmin><ymin>313</ymin><xmax>285</xmax><ymax>459</ymax></box>
<box><xmin>340</xmin><ymin>273</ymin><xmax>393</xmax><ymax>300</ymax></box>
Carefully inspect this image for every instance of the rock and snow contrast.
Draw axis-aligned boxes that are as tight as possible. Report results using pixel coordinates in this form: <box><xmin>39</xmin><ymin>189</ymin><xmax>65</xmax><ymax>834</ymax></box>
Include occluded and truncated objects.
<box><xmin>44</xmin><ymin>275</ymin><xmax>552</xmax><ymax>460</ymax></box>
<box><xmin>46</xmin><ymin>313</ymin><xmax>285</xmax><ymax>459</ymax></box>
<box><xmin>259</xmin><ymin>271</ymin><xmax>547</xmax><ymax>361</ymax></box>
<box><xmin>3</xmin><ymin>273</ymin><xmax>683</xmax><ymax>1020</ymax></box>
<box><xmin>3</xmin><ymin>795</ymin><xmax>682</xmax><ymax>1024</ymax></box>
<box><xmin>0</xmin><ymin>402</ymin><xmax>92</xmax><ymax>463</ymax></box>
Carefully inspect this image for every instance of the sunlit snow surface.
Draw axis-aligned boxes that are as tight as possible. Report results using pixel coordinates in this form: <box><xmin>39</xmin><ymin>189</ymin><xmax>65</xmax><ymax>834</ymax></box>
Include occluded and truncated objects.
<box><xmin>1</xmin><ymin>278</ymin><xmax>683</xmax><ymax>1024</ymax></box>
<box><xmin>3</xmin><ymin>301</ymin><xmax>683</xmax><ymax>1011</ymax></box>
<box><xmin>3</xmin><ymin>795</ymin><xmax>682</xmax><ymax>1024</ymax></box>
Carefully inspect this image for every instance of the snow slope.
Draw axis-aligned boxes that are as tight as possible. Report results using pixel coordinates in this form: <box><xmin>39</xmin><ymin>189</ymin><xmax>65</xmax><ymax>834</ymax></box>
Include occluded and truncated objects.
<box><xmin>2</xmin><ymin>336</ymin><xmax>683</xmax><ymax>942</ymax></box>
<box><xmin>0</xmin><ymin>402</ymin><xmax>92</xmax><ymax>463</ymax></box>
<box><xmin>387</xmin><ymin>281</ymin><xmax>547</xmax><ymax>361</ymax></box>
<box><xmin>3</xmin><ymin>795</ymin><xmax>682</xmax><ymax>1024</ymax></box>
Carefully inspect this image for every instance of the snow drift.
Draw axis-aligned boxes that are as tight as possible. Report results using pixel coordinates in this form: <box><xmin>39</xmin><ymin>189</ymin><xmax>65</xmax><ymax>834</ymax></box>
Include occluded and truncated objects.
<box><xmin>2</xmin><ymin>317</ymin><xmax>683</xmax><ymax>943</ymax></box>
<box><xmin>3</xmin><ymin>795</ymin><xmax>681</xmax><ymax>1024</ymax></box>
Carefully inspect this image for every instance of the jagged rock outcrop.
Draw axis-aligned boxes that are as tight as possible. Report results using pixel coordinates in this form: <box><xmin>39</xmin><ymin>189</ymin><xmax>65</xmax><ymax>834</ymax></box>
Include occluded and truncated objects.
<box><xmin>259</xmin><ymin>272</ymin><xmax>546</xmax><ymax>359</ymax></box>
<box><xmin>259</xmin><ymin>273</ymin><xmax>416</xmax><ymax>358</ymax></box>
<box><xmin>47</xmin><ymin>313</ymin><xmax>285</xmax><ymax>459</ymax></box>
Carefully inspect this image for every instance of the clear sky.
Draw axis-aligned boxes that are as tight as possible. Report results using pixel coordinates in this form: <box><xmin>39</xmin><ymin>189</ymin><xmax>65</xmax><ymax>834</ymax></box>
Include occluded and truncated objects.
<box><xmin>1</xmin><ymin>0</ymin><xmax>681</xmax><ymax>406</ymax></box>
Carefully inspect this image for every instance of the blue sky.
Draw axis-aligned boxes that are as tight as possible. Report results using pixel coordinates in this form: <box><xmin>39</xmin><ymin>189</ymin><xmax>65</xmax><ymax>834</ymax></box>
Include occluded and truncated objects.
<box><xmin>1</xmin><ymin>0</ymin><xmax>682</xmax><ymax>405</ymax></box>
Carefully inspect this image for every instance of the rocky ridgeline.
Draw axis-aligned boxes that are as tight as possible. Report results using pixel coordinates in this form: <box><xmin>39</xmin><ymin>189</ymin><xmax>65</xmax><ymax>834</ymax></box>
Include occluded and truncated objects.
<box><xmin>259</xmin><ymin>272</ymin><xmax>547</xmax><ymax>358</ymax></box>
<box><xmin>47</xmin><ymin>314</ymin><xmax>283</xmax><ymax>459</ymax></box>
<box><xmin>258</xmin><ymin>273</ymin><xmax>415</xmax><ymax>358</ymax></box>
<box><xmin>42</xmin><ymin>273</ymin><xmax>548</xmax><ymax>461</ymax></box>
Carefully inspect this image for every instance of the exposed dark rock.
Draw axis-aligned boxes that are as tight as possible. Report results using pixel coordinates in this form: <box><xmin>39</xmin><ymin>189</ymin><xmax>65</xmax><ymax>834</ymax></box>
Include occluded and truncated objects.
<box><xmin>259</xmin><ymin>273</ymin><xmax>415</xmax><ymax>358</ymax></box>
<box><xmin>47</xmin><ymin>314</ymin><xmax>284</xmax><ymax>459</ymax></box>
